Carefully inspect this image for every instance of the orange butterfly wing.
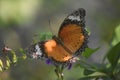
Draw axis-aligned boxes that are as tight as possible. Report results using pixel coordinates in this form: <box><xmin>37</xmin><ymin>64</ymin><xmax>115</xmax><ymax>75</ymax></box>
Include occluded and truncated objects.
<box><xmin>58</xmin><ymin>24</ymin><xmax>85</xmax><ymax>54</ymax></box>
<box><xmin>44</xmin><ymin>39</ymin><xmax>72</xmax><ymax>62</ymax></box>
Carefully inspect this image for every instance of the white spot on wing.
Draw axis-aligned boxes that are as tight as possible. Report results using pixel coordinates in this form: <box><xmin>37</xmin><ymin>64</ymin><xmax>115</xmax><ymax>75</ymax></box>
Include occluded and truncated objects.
<box><xmin>35</xmin><ymin>44</ymin><xmax>42</xmax><ymax>56</ymax></box>
<box><xmin>68</xmin><ymin>16</ymin><xmax>80</xmax><ymax>21</ymax></box>
<box><xmin>32</xmin><ymin>44</ymin><xmax>43</xmax><ymax>59</ymax></box>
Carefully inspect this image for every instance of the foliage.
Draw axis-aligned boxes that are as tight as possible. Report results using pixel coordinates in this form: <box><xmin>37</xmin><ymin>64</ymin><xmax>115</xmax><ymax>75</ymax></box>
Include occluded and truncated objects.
<box><xmin>0</xmin><ymin>0</ymin><xmax>41</xmax><ymax>26</ymax></box>
<box><xmin>76</xmin><ymin>25</ymin><xmax>120</xmax><ymax>80</ymax></box>
<box><xmin>77</xmin><ymin>42</ymin><xmax>120</xmax><ymax>80</ymax></box>
<box><xmin>0</xmin><ymin>47</ymin><xmax>26</xmax><ymax>72</ymax></box>
<box><xmin>111</xmin><ymin>24</ymin><xmax>120</xmax><ymax>46</ymax></box>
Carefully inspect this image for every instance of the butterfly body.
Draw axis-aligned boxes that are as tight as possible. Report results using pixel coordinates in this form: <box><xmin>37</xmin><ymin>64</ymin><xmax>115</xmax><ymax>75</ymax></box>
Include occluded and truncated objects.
<box><xmin>27</xmin><ymin>8</ymin><xmax>88</xmax><ymax>63</ymax></box>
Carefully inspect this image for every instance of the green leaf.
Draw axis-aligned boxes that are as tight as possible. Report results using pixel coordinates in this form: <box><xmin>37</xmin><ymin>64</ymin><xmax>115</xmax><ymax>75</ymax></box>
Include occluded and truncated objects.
<box><xmin>85</xmin><ymin>27</ymin><xmax>91</xmax><ymax>36</ymax></box>
<box><xmin>78</xmin><ymin>76</ymin><xmax>96</xmax><ymax>80</ymax></box>
<box><xmin>84</xmin><ymin>69</ymin><xmax>95</xmax><ymax>75</ymax></box>
<box><xmin>0</xmin><ymin>66</ymin><xmax>3</xmax><ymax>72</ymax></box>
<box><xmin>75</xmin><ymin>59</ymin><xmax>98</xmax><ymax>72</ymax></box>
<box><xmin>78</xmin><ymin>76</ymin><xmax>105</xmax><ymax>80</ymax></box>
<box><xmin>107</xmin><ymin>42</ymin><xmax>120</xmax><ymax>69</ymax></box>
<box><xmin>78</xmin><ymin>75</ymin><xmax>112</xmax><ymax>80</ymax></box>
<box><xmin>39</xmin><ymin>32</ymin><xmax>52</xmax><ymax>41</ymax></box>
<box><xmin>19</xmin><ymin>48</ymin><xmax>27</xmax><ymax>60</ymax></box>
<box><xmin>6</xmin><ymin>57</ymin><xmax>11</xmax><ymax>67</ymax></box>
<box><xmin>82</xmin><ymin>48</ymin><xmax>99</xmax><ymax>58</ymax></box>
<box><xmin>0</xmin><ymin>59</ymin><xmax>3</xmax><ymax>72</ymax></box>
<box><xmin>10</xmin><ymin>50</ymin><xmax>17</xmax><ymax>63</ymax></box>
<box><xmin>0</xmin><ymin>59</ymin><xmax>3</xmax><ymax>68</ymax></box>
<box><xmin>76</xmin><ymin>59</ymin><xmax>109</xmax><ymax>76</ymax></box>
<box><xmin>82</xmin><ymin>63</ymin><xmax>113</xmax><ymax>79</ymax></box>
<box><xmin>45</xmin><ymin>32</ymin><xmax>53</xmax><ymax>39</ymax></box>
<box><xmin>111</xmin><ymin>24</ymin><xmax>120</xmax><ymax>46</ymax></box>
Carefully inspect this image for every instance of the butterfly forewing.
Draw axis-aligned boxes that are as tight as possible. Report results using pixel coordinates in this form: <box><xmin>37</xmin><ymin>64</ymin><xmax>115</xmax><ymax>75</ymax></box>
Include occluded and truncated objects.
<box><xmin>58</xmin><ymin>24</ymin><xmax>85</xmax><ymax>54</ymax></box>
<box><xmin>58</xmin><ymin>8</ymin><xmax>87</xmax><ymax>55</ymax></box>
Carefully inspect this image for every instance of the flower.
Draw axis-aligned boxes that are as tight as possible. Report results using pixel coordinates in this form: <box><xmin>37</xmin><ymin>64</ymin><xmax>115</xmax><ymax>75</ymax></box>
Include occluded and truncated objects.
<box><xmin>2</xmin><ymin>46</ymin><xmax>12</xmax><ymax>53</ymax></box>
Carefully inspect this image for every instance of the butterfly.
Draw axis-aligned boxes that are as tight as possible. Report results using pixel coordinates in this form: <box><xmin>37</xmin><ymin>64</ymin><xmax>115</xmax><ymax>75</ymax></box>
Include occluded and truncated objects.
<box><xmin>27</xmin><ymin>8</ymin><xmax>88</xmax><ymax>64</ymax></box>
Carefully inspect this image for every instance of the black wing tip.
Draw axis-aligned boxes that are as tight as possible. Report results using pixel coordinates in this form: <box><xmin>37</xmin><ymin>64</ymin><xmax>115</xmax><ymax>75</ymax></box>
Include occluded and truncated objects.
<box><xmin>74</xmin><ymin>8</ymin><xmax>86</xmax><ymax>17</ymax></box>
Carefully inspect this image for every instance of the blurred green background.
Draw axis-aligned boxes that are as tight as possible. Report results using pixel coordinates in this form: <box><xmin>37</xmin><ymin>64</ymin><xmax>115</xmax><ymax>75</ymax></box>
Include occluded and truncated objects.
<box><xmin>0</xmin><ymin>0</ymin><xmax>120</xmax><ymax>80</ymax></box>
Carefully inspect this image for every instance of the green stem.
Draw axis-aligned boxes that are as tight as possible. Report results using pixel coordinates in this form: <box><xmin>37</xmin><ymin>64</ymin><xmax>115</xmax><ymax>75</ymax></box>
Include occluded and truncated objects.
<box><xmin>55</xmin><ymin>65</ymin><xmax>64</xmax><ymax>80</ymax></box>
